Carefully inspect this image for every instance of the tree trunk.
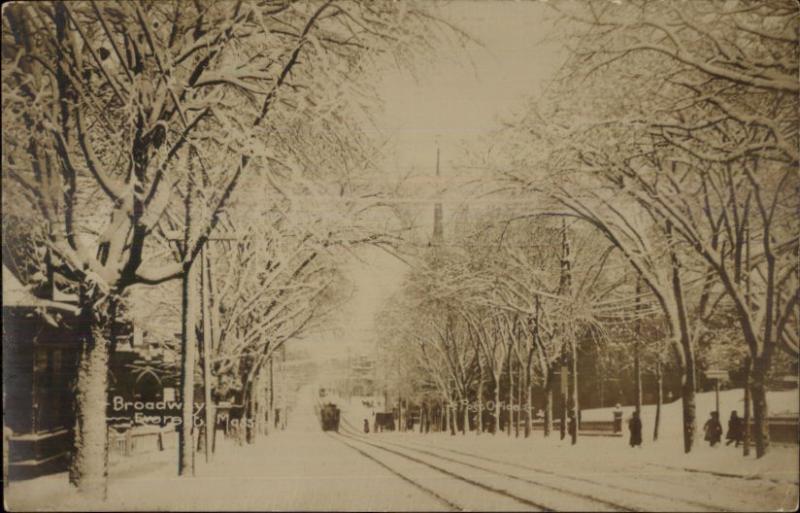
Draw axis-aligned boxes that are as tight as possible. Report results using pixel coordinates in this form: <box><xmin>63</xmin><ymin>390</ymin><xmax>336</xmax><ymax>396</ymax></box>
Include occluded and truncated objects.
<box><xmin>268</xmin><ymin>356</ymin><xmax>275</xmax><ymax>428</ymax></box>
<box><xmin>680</xmin><ymin>349</ymin><xmax>696</xmax><ymax>454</ymax></box>
<box><xmin>525</xmin><ymin>361</ymin><xmax>532</xmax><ymax>438</ymax></box>
<box><xmin>69</xmin><ymin>296</ymin><xmax>115</xmax><ymax>498</ymax></box>
<box><xmin>543</xmin><ymin>369</ymin><xmax>553</xmax><ymax>437</ymax></box>
<box><xmin>477</xmin><ymin>359</ymin><xmax>484</xmax><ymax>435</ymax></box>
<box><xmin>560</xmin><ymin>364</ymin><xmax>567</xmax><ymax>441</ymax></box>
<box><xmin>516</xmin><ymin>361</ymin><xmax>523</xmax><ymax>438</ymax></box>
<box><xmin>669</xmin><ymin>222</ymin><xmax>696</xmax><ymax>454</ymax></box>
<box><xmin>743</xmin><ymin>357</ymin><xmax>751</xmax><ymax>456</ymax></box>
<box><xmin>654</xmin><ymin>360</ymin><xmax>662</xmax><ymax>441</ymax></box>
<box><xmin>462</xmin><ymin>395</ymin><xmax>468</xmax><ymax>435</ymax></box>
<box><xmin>426</xmin><ymin>404</ymin><xmax>431</xmax><ymax>433</ymax></box>
<box><xmin>494</xmin><ymin>377</ymin><xmax>501</xmax><ymax>435</ymax></box>
<box><xmin>179</xmin><ymin>178</ymin><xmax>200</xmax><ymax>475</ymax></box>
<box><xmin>449</xmin><ymin>403</ymin><xmax>457</xmax><ymax>436</ymax></box>
<box><xmin>245</xmin><ymin>375</ymin><xmax>258</xmax><ymax>444</ymax></box>
<box><xmin>599</xmin><ymin>357</ymin><xmax>605</xmax><ymax>408</ymax></box>
<box><xmin>634</xmin><ymin>277</ymin><xmax>643</xmax><ymax>416</ymax></box>
<box><xmin>571</xmin><ymin>341</ymin><xmax>578</xmax><ymax>445</ymax></box>
<box><xmin>179</xmin><ymin>253</ymin><xmax>200</xmax><ymax>475</ymax></box>
<box><xmin>634</xmin><ymin>342</ymin><xmax>642</xmax><ymax>416</ymax></box>
<box><xmin>507</xmin><ymin>355</ymin><xmax>513</xmax><ymax>437</ymax></box>
<box><xmin>256</xmin><ymin>372</ymin><xmax>267</xmax><ymax>437</ymax></box>
<box><xmin>398</xmin><ymin>397</ymin><xmax>403</xmax><ymax>432</ymax></box>
<box><xmin>750</xmin><ymin>357</ymin><xmax>770</xmax><ymax>458</ymax></box>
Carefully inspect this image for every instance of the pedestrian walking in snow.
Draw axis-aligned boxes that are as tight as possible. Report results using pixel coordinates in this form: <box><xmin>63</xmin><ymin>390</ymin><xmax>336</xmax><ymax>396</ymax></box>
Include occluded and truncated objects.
<box><xmin>628</xmin><ymin>410</ymin><xmax>643</xmax><ymax>448</ymax></box>
<box><xmin>704</xmin><ymin>411</ymin><xmax>723</xmax><ymax>447</ymax></box>
<box><xmin>363</xmin><ymin>419</ymin><xmax>370</xmax><ymax>434</ymax></box>
<box><xmin>726</xmin><ymin>410</ymin><xmax>743</xmax><ymax>447</ymax></box>
<box><xmin>567</xmin><ymin>410</ymin><xmax>576</xmax><ymax>440</ymax></box>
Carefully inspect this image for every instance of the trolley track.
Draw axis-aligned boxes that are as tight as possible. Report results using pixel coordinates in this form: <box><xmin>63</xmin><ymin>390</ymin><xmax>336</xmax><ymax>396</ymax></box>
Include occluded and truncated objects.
<box><xmin>337</xmin><ymin>418</ymin><xmax>642</xmax><ymax>511</ymax></box>
<box><xmin>337</xmin><ymin>414</ymin><xmax>754</xmax><ymax>512</ymax></box>
<box><xmin>315</xmin><ymin>398</ymin><xmax>463</xmax><ymax>511</ymax></box>
<box><xmin>327</xmin><ymin>432</ymin><xmax>463</xmax><ymax>511</ymax></box>
<box><xmin>345</xmin><ymin>432</ymin><xmax>643</xmax><ymax>512</ymax></box>
<box><xmin>371</xmin><ymin>432</ymin><xmax>739</xmax><ymax>513</ymax></box>
<box><xmin>335</xmin><ymin>429</ymin><xmax>552</xmax><ymax>511</ymax></box>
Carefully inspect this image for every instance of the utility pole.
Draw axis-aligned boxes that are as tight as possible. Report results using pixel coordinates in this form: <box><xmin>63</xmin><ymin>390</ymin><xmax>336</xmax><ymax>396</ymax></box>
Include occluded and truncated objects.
<box><xmin>169</xmin><ymin>224</ymin><xmax>238</xmax><ymax>471</ymax></box>
<box><xmin>559</xmin><ymin>362</ymin><xmax>567</xmax><ymax>440</ymax></box>
<box><xmin>200</xmin><ymin>246</ymin><xmax>213</xmax><ymax>462</ymax></box>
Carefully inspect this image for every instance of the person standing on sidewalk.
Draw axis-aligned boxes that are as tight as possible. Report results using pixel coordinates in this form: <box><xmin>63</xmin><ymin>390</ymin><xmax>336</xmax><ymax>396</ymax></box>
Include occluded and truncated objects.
<box><xmin>726</xmin><ymin>410</ymin><xmax>743</xmax><ymax>447</ymax></box>
<box><xmin>628</xmin><ymin>410</ymin><xmax>643</xmax><ymax>448</ymax></box>
<box><xmin>704</xmin><ymin>411</ymin><xmax>723</xmax><ymax>447</ymax></box>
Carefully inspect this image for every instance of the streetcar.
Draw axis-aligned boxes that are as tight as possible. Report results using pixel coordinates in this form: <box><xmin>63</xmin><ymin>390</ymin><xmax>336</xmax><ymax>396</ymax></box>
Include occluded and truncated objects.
<box><xmin>320</xmin><ymin>403</ymin><xmax>341</xmax><ymax>432</ymax></box>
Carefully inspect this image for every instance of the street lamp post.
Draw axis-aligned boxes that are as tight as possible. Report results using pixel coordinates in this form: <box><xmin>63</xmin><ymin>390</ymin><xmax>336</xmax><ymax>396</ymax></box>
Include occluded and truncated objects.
<box><xmin>705</xmin><ymin>369</ymin><xmax>729</xmax><ymax>418</ymax></box>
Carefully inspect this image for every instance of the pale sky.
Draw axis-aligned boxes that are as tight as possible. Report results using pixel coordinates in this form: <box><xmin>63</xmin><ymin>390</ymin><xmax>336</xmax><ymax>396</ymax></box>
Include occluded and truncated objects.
<box><xmin>297</xmin><ymin>0</ymin><xmax>566</xmax><ymax>364</ymax></box>
<box><xmin>380</xmin><ymin>1</ymin><xmax>564</xmax><ymax>172</ymax></box>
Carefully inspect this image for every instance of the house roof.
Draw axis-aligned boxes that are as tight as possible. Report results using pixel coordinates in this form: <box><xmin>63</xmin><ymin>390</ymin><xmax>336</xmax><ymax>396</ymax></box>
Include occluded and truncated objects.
<box><xmin>3</xmin><ymin>264</ymin><xmax>36</xmax><ymax>306</ymax></box>
<box><xmin>2</xmin><ymin>264</ymin><xmax>80</xmax><ymax>314</ymax></box>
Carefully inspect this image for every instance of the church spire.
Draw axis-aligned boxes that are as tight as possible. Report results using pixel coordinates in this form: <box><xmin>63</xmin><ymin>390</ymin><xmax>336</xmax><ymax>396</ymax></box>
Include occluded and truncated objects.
<box><xmin>432</xmin><ymin>146</ymin><xmax>443</xmax><ymax>246</ymax></box>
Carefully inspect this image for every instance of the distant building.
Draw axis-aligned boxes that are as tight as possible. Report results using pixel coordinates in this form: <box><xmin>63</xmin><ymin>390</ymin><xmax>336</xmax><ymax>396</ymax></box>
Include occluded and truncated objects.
<box><xmin>349</xmin><ymin>354</ymin><xmax>377</xmax><ymax>397</ymax></box>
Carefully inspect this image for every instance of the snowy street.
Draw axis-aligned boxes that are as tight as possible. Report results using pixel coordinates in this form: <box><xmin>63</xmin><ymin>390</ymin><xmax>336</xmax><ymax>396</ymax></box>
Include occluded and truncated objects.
<box><xmin>332</xmin><ymin>429</ymin><xmax>797</xmax><ymax>512</ymax></box>
<box><xmin>6</xmin><ymin>386</ymin><xmax>797</xmax><ymax>512</ymax></box>
<box><xmin>6</xmin><ymin>387</ymin><xmax>447</xmax><ymax>512</ymax></box>
<box><xmin>3</xmin><ymin>2</ymin><xmax>799</xmax><ymax>511</ymax></box>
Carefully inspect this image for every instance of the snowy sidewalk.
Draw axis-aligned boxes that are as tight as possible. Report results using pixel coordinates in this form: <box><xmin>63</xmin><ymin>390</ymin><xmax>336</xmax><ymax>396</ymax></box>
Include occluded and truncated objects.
<box><xmin>384</xmin><ymin>429</ymin><xmax>799</xmax><ymax>483</ymax></box>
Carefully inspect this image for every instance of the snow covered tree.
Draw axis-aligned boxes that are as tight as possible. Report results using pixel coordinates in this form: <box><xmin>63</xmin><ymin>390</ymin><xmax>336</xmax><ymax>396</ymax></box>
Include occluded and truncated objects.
<box><xmin>2</xmin><ymin>0</ymin><xmax>455</xmax><ymax>495</ymax></box>
<box><xmin>544</xmin><ymin>0</ymin><xmax>799</xmax><ymax>456</ymax></box>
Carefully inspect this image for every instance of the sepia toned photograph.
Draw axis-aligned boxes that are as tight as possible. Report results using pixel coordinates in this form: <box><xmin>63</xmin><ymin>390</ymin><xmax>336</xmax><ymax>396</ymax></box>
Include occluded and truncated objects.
<box><xmin>1</xmin><ymin>0</ymin><xmax>798</xmax><ymax>511</ymax></box>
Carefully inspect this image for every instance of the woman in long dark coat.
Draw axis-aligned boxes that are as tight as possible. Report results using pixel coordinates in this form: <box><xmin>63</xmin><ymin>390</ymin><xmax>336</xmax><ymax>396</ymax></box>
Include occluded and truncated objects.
<box><xmin>726</xmin><ymin>410</ymin><xmax>742</xmax><ymax>447</ymax></box>
<box><xmin>628</xmin><ymin>410</ymin><xmax>643</xmax><ymax>448</ymax></box>
<box><xmin>704</xmin><ymin>411</ymin><xmax>723</xmax><ymax>446</ymax></box>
